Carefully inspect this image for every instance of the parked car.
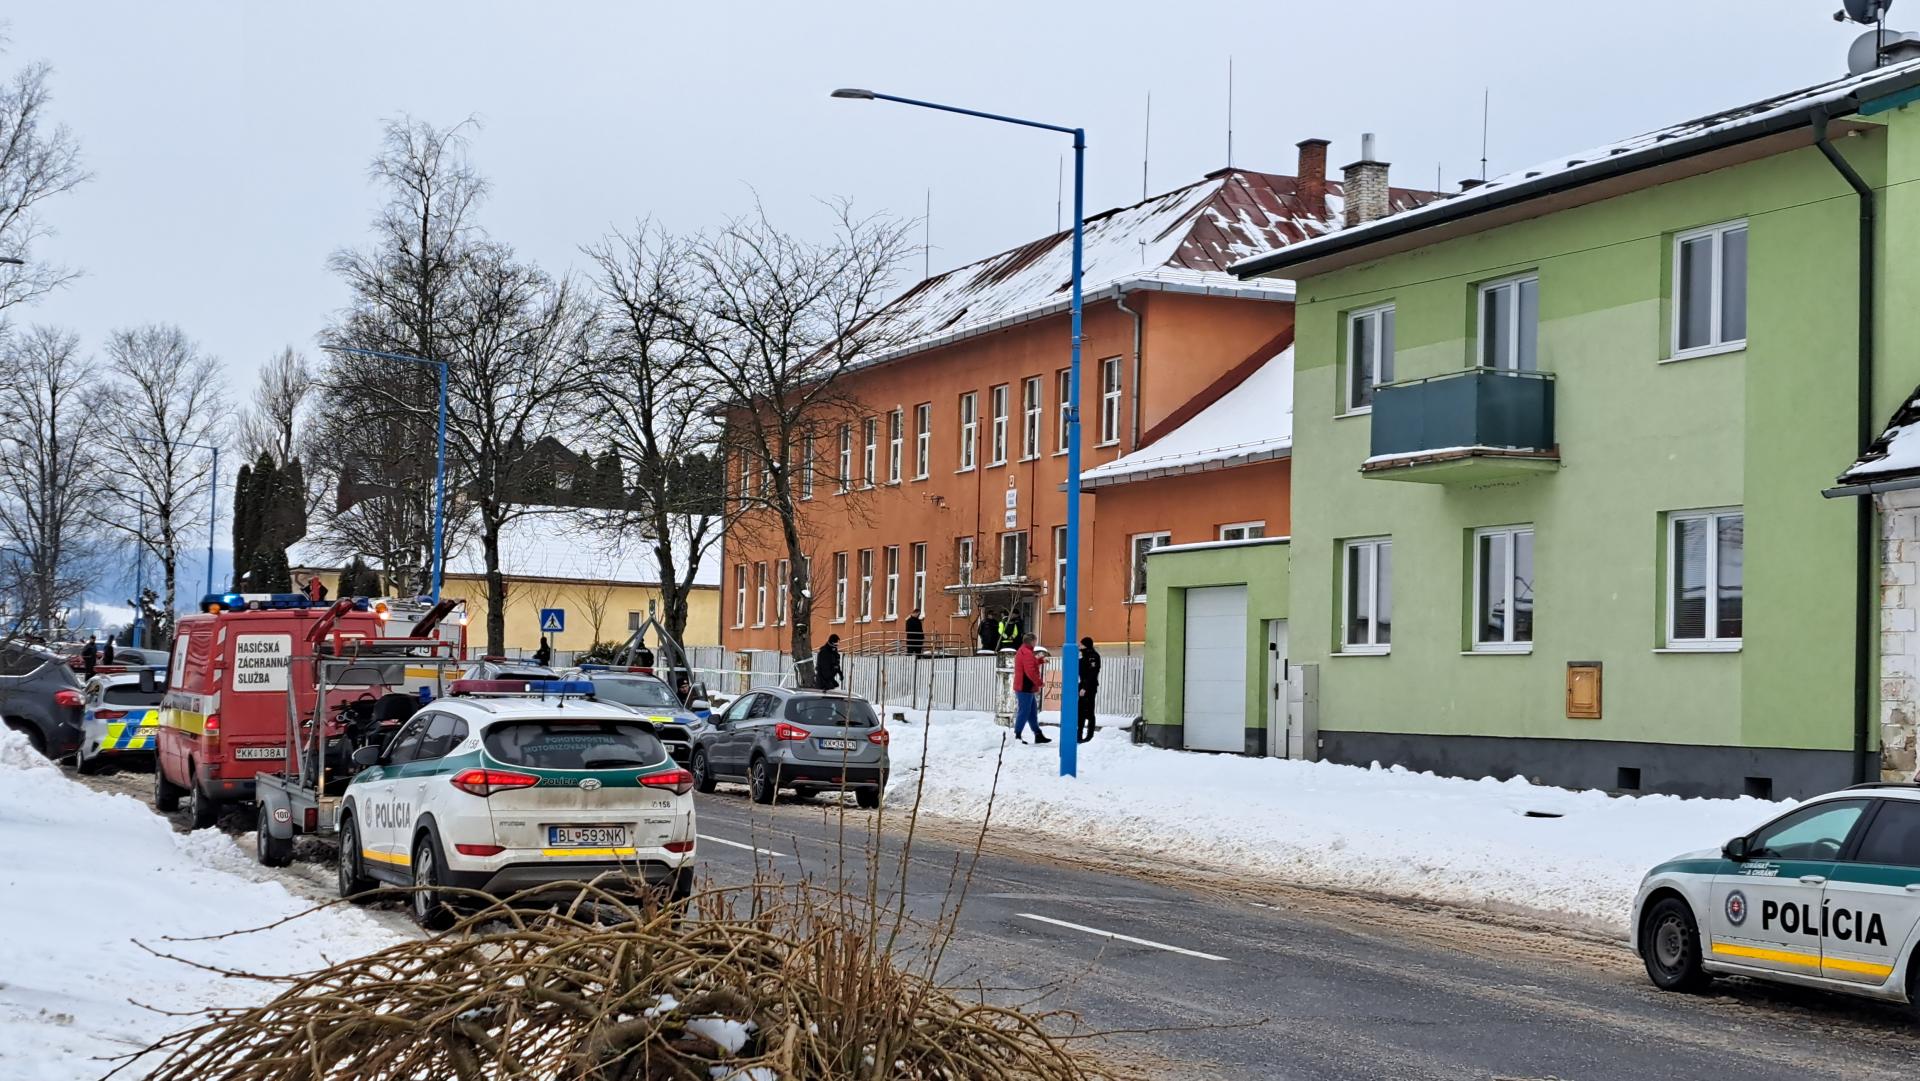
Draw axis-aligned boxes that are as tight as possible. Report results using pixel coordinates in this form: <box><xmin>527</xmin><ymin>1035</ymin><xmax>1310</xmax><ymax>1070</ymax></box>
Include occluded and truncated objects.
<box><xmin>461</xmin><ymin>657</ymin><xmax>558</xmax><ymax>681</ymax></box>
<box><xmin>580</xmin><ymin>667</ymin><xmax>705</xmax><ymax>767</ymax></box>
<box><xmin>0</xmin><ymin>638</ymin><xmax>85</xmax><ymax>759</ymax></box>
<box><xmin>688</xmin><ymin>685</ymin><xmax>889</xmax><ymax>807</ymax></box>
<box><xmin>72</xmin><ymin>668</ymin><xmax>166</xmax><ymax>774</ymax></box>
<box><xmin>64</xmin><ymin>644</ymin><xmax>169</xmax><ymax>672</ymax></box>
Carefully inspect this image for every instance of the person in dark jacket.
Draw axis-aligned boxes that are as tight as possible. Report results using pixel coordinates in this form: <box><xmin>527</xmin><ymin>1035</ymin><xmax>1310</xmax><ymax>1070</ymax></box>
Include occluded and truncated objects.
<box><xmin>101</xmin><ymin>637</ymin><xmax>115</xmax><ymax>666</ymax></box>
<box><xmin>904</xmin><ymin>610</ymin><xmax>925</xmax><ymax>655</ymax></box>
<box><xmin>532</xmin><ymin>637</ymin><xmax>553</xmax><ymax>667</ymax></box>
<box><xmin>80</xmin><ymin>635</ymin><xmax>98</xmax><ymax>678</ymax></box>
<box><xmin>815</xmin><ymin>634</ymin><xmax>842</xmax><ymax>690</ymax></box>
<box><xmin>977</xmin><ymin>610</ymin><xmax>998</xmax><ymax>654</ymax></box>
<box><xmin>1076</xmin><ymin>637</ymin><xmax>1101</xmax><ymax>743</ymax></box>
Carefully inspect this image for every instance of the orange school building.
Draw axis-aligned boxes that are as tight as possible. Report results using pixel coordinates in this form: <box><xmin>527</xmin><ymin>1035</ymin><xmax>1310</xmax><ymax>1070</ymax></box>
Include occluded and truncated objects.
<box><xmin>720</xmin><ymin>150</ymin><xmax>1431</xmax><ymax>656</ymax></box>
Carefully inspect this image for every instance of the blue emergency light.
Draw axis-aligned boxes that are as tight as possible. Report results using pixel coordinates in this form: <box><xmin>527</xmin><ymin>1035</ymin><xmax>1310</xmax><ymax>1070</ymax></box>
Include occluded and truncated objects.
<box><xmin>199</xmin><ymin>592</ymin><xmax>318</xmax><ymax>612</ymax></box>
<box><xmin>528</xmin><ymin>680</ymin><xmax>596</xmax><ymax>696</ymax></box>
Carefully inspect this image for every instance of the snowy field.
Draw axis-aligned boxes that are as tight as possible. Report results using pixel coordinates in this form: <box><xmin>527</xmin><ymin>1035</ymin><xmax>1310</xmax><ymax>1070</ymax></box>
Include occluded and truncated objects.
<box><xmin>0</xmin><ymin>730</ymin><xmax>405</xmax><ymax>1081</ymax></box>
<box><xmin>882</xmin><ymin>709</ymin><xmax>1785</xmax><ymax>934</ymax></box>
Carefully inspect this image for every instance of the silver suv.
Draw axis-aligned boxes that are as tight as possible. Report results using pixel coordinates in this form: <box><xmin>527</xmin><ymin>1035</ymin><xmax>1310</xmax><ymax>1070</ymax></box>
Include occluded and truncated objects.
<box><xmin>689</xmin><ymin>685</ymin><xmax>889</xmax><ymax>807</ymax></box>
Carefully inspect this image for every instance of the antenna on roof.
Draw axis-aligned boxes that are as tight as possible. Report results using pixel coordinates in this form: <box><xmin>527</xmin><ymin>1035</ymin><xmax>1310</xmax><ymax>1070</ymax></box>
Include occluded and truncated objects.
<box><xmin>1142</xmin><ymin>91</ymin><xmax>1152</xmax><ymax>200</ymax></box>
<box><xmin>1226</xmin><ymin>56</ymin><xmax>1236</xmax><ymax>169</ymax></box>
<box><xmin>1480</xmin><ymin>88</ymin><xmax>1490</xmax><ymax>181</ymax></box>
<box><xmin>924</xmin><ymin>188</ymin><xmax>931</xmax><ymax>280</ymax></box>
<box><xmin>1055</xmin><ymin>156</ymin><xmax>1064</xmax><ymax>233</ymax></box>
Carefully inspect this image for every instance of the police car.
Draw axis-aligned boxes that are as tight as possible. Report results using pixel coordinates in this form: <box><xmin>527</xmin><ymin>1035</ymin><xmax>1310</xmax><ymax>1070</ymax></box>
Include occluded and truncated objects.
<box><xmin>1633</xmin><ymin>782</ymin><xmax>1920</xmax><ymax>1004</ymax></box>
<box><xmin>335</xmin><ymin>678</ymin><xmax>697</xmax><ymax>928</ymax></box>
<box><xmin>71</xmin><ymin>668</ymin><xmax>165</xmax><ymax>774</ymax></box>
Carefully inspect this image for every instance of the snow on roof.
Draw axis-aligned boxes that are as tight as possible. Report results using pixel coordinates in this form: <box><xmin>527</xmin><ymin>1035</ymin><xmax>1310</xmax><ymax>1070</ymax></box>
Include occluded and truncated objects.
<box><xmin>289</xmin><ymin>510</ymin><xmax>721</xmax><ymax>587</ymax></box>
<box><xmin>1080</xmin><ymin>346</ymin><xmax>1293</xmax><ymax>488</ymax></box>
<box><xmin>1835</xmin><ymin>385</ymin><xmax>1920</xmax><ymax>488</ymax></box>
<box><xmin>859</xmin><ymin>170</ymin><xmax>1433</xmax><ymax>366</ymax></box>
<box><xmin>1235</xmin><ymin>56</ymin><xmax>1920</xmax><ymax>277</ymax></box>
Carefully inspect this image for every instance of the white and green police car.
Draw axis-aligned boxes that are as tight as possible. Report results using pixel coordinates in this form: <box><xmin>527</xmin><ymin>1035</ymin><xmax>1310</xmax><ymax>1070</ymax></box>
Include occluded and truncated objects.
<box><xmin>336</xmin><ymin>679</ymin><xmax>697</xmax><ymax>928</ymax></box>
<box><xmin>1633</xmin><ymin>783</ymin><xmax>1920</xmax><ymax>1004</ymax></box>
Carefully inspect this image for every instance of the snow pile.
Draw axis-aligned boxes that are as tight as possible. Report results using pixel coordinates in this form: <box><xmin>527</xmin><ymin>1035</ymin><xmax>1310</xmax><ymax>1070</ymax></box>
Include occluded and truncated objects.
<box><xmin>883</xmin><ymin>711</ymin><xmax>1779</xmax><ymax>932</ymax></box>
<box><xmin>1081</xmin><ymin>346</ymin><xmax>1293</xmax><ymax>487</ymax></box>
<box><xmin>0</xmin><ymin>729</ymin><xmax>405</xmax><ymax>1080</ymax></box>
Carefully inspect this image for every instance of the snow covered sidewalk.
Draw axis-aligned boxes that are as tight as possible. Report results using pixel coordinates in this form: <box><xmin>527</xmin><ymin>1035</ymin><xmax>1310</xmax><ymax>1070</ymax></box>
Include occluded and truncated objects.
<box><xmin>0</xmin><ymin>731</ymin><xmax>406</xmax><ymax>1081</ymax></box>
<box><xmin>882</xmin><ymin>710</ymin><xmax>1783</xmax><ymax>934</ymax></box>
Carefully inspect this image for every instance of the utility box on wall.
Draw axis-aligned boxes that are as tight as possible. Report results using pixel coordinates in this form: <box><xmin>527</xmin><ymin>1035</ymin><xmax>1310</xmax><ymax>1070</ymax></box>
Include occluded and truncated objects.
<box><xmin>1566</xmin><ymin>661</ymin><xmax>1602</xmax><ymax>720</ymax></box>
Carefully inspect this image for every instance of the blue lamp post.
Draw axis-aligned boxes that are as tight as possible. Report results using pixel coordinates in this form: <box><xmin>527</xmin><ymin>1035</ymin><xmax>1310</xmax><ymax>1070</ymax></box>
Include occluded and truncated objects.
<box><xmin>327</xmin><ymin>346</ymin><xmax>449</xmax><ymax>602</ymax></box>
<box><xmin>832</xmin><ymin>88</ymin><xmax>1086</xmax><ymax>778</ymax></box>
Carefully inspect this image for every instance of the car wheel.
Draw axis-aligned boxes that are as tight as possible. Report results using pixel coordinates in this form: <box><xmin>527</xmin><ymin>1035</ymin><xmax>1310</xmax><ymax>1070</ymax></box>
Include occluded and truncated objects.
<box><xmin>337</xmin><ymin>815</ymin><xmax>376</xmax><ymax>901</ymax></box>
<box><xmin>256</xmin><ymin>803</ymin><xmax>293</xmax><ymax>868</ymax></box>
<box><xmin>73</xmin><ymin>738</ymin><xmax>99</xmax><ymax>775</ymax></box>
<box><xmin>670</xmin><ymin>866</ymin><xmax>695</xmax><ymax>903</ymax></box>
<box><xmin>748</xmin><ymin>757</ymin><xmax>777</xmax><ymax>804</ymax></box>
<box><xmin>855</xmin><ymin>786</ymin><xmax>881</xmax><ymax>810</ymax></box>
<box><xmin>691</xmin><ymin>748</ymin><xmax>717</xmax><ymax>794</ymax></box>
<box><xmin>1640</xmin><ymin>896</ymin><xmax>1711</xmax><ymax>992</ymax></box>
<box><xmin>186</xmin><ymin>768</ymin><xmax>220</xmax><ymax>830</ymax></box>
<box><xmin>411</xmin><ymin>833</ymin><xmax>455</xmax><ymax>931</ymax></box>
<box><xmin>153</xmin><ymin>760</ymin><xmax>182</xmax><ymax>812</ymax></box>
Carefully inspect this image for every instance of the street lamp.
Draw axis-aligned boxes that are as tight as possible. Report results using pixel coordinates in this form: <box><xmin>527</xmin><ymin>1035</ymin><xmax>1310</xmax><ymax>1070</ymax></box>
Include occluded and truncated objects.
<box><xmin>130</xmin><ymin>435</ymin><xmax>220</xmax><ymax>600</ymax></box>
<box><xmin>325</xmin><ymin>346</ymin><xmax>449</xmax><ymax>602</ymax></box>
<box><xmin>833</xmin><ymin>88</ymin><xmax>1087</xmax><ymax>778</ymax></box>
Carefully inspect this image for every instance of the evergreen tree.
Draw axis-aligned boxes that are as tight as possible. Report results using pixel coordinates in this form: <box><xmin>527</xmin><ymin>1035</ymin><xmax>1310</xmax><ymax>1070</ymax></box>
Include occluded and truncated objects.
<box><xmin>230</xmin><ymin>460</ymin><xmax>259</xmax><ymax>590</ymax></box>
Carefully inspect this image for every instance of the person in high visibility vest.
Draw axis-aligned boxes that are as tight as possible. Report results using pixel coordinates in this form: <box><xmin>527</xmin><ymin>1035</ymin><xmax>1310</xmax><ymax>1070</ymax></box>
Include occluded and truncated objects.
<box><xmin>996</xmin><ymin>612</ymin><xmax>1022</xmax><ymax>650</ymax></box>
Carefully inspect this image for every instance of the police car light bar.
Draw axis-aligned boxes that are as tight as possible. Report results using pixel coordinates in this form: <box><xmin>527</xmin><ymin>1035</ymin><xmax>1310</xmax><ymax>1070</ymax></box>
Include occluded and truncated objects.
<box><xmin>447</xmin><ymin>678</ymin><xmax>598</xmax><ymax>698</ymax></box>
<box><xmin>577</xmin><ymin>663</ymin><xmax>653</xmax><ymax>673</ymax></box>
<box><xmin>199</xmin><ymin>592</ymin><xmax>320</xmax><ymax>612</ymax></box>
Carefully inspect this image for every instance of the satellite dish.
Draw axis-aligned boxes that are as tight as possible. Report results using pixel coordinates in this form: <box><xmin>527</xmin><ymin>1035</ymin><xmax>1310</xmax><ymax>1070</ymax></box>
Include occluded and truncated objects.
<box><xmin>1841</xmin><ymin>0</ymin><xmax>1894</xmax><ymax>24</ymax></box>
<box><xmin>1849</xmin><ymin>26</ymin><xmax>1920</xmax><ymax>72</ymax></box>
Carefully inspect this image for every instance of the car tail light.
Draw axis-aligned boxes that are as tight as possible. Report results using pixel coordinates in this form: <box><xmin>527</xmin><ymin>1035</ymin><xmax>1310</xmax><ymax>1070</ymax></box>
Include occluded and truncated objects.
<box><xmin>455</xmin><ymin>843</ymin><xmax>505</xmax><ymax>856</ymax></box>
<box><xmin>665</xmin><ymin>840</ymin><xmax>695</xmax><ymax>853</ymax></box>
<box><xmin>868</xmin><ymin>728</ymin><xmax>891</xmax><ymax>746</ymax></box>
<box><xmin>640</xmin><ymin>768</ymin><xmax>695</xmax><ymax>796</ymax></box>
<box><xmin>95</xmin><ymin>708</ymin><xmax>127</xmax><ymax>720</ymax></box>
<box><xmin>53</xmin><ymin>689</ymin><xmax>83</xmax><ymax>709</ymax></box>
<box><xmin>773</xmin><ymin>722</ymin><xmax>809</xmax><ymax>742</ymax></box>
<box><xmin>450</xmin><ymin>768</ymin><xmax>540</xmax><ymax>796</ymax></box>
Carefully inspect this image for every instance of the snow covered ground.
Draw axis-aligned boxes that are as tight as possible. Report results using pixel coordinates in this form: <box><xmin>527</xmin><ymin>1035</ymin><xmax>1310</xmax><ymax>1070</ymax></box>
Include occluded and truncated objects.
<box><xmin>882</xmin><ymin>709</ymin><xmax>1784</xmax><ymax>934</ymax></box>
<box><xmin>0</xmin><ymin>730</ymin><xmax>405</xmax><ymax>1081</ymax></box>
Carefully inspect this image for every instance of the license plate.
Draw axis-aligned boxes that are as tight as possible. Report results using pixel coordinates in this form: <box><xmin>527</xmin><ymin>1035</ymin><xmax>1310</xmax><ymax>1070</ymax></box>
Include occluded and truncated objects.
<box><xmin>547</xmin><ymin>825</ymin><xmax>628</xmax><ymax>848</ymax></box>
<box><xmin>817</xmin><ymin>738</ymin><xmax>857</xmax><ymax>751</ymax></box>
<box><xmin>232</xmin><ymin>746</ymin><xmax>287</xmax><ymax>760</ymax></box>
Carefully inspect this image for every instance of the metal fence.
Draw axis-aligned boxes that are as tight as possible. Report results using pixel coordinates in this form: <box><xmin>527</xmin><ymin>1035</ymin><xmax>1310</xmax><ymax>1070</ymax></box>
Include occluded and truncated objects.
<box><xmin>660</xmin><ymin>647</ymin><xmax>1142</xmax><ymax>716</ymax></box>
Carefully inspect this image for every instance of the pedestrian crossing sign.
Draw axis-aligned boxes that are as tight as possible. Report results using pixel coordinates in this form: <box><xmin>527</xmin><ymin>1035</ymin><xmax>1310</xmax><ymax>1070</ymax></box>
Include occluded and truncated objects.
<box><xmin>539</xmin><ymin>608</ymin><xmax>565</xmax><ymax>633</ymax></box>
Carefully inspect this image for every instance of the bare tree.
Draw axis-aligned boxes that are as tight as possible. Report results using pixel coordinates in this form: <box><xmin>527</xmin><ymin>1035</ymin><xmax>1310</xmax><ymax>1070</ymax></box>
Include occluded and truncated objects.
<box><xmin>683</xmin><ymin>203</ymin><xmax>913</xmax><ymax>664</ymax></box>
<box><xmin>239</xmin><ymin>347</ymin><xmax>313</xmax><ymax>467</ymax></box>
<box><xmin>96</xmin><ymin>325</ymin><xmax>228</xmax><ymax>646</ymax></box>
<box><xmin>583</xmin><ymin>222</ymin><xmax>726</xmax><ymax>649</ymax></box>
<box><xmin>0</xmin><ymin>40</ymin><xmax>88</xmax><ymax>313</ymax></box>
<box><xmin>572</xmin><ymin>577</ymin><xmax>618</xmax><ymax>647</ymax></box>
<box><xmin>0</xmin><ymin>325</ymin><xmax>100</xmax><ymax>632</ymax></box>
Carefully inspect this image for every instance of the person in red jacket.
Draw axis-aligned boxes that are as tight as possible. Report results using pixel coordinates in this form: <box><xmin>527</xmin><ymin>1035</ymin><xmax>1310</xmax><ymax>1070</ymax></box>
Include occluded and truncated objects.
<box><xmin>1012</xmin><ymin>634</ymin><xmax>1050</xmax><ymax>744</ymax></box>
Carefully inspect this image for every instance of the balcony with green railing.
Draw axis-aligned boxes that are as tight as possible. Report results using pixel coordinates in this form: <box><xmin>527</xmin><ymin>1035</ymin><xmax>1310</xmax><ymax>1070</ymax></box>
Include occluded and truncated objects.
<box><xmin>1363</xmin><ymin>368</ymin><xmax>1558</xmax><ymax>484</ymax></box>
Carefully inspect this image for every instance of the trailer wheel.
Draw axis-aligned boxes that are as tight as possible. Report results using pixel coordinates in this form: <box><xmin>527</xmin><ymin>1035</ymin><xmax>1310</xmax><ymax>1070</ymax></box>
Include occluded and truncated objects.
<box><xmin>256</xmin><ymin>803</ymin><xmax>292</xmax><ymax>868</ymax></box>
<box><xmin>152</xmin><ymin>758</ymin><xmax>182</xmax><ymax>812</ymax></box>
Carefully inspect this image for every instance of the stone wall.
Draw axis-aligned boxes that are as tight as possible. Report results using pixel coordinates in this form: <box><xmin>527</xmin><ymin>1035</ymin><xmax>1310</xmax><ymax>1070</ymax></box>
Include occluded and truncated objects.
<box><xmin>1877</xmin><ymin>488</ymin><xmax>1920</xmax><ymax>780</ymax></box>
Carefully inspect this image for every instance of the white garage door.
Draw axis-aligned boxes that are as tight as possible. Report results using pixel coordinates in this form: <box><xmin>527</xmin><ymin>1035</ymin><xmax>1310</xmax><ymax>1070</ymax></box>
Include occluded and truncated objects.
<box><xmin>1183</xmin><ymin>585</ymin><xmax>1248</xmax><ymax>753</ymax></box>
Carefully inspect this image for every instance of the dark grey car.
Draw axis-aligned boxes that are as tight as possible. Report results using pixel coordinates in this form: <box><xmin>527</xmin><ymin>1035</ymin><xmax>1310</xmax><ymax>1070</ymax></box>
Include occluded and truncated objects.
<box><xmin>0</xmin><ymin>639</ymin><xmax>85</xmax><ymax>758</ymax></box>
<box><xmin>689</xmin><ymin>686</ymin><xmax>889</xmax><ymax>807</ymax></box>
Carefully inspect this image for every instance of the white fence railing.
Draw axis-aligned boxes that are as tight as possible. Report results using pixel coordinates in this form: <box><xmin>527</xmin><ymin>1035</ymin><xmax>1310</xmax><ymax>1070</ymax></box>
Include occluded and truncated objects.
<box><xmin>665</xmin><ymin>647</ymin><xmax>1142</xmax><ymax>716</ymax></box>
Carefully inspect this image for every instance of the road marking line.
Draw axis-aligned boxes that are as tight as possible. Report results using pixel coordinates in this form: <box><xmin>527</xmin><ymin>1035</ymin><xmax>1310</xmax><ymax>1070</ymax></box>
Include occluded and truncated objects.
<box><xmin>697</xmin><ymin>834</ymin><xmax>783</xmax><ymax>857</ymax></box>
<box><xmin>1014</xmin><ymin>913</ymin><xmax>1227</xmax><ymax>961</ymax></box>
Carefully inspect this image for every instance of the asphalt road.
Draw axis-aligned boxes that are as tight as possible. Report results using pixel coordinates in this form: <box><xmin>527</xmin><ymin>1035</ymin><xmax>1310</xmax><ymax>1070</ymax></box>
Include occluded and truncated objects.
<box><xmin>690</xmin><ymin>783</ymin><xmax>1920</xmax><ymax>1081</ymax></box>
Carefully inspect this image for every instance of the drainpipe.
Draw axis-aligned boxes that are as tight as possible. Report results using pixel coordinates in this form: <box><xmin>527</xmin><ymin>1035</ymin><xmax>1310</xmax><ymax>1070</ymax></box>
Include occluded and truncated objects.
<box><xmin>1812</xmin><ymin>109</ymin><xmax>1876</xmax><ymax>785</ymax></box>
<box><xmin>1115</xmin><ymin>287</ymin><xmax>1143</xmax><ymax>450</ymax></box>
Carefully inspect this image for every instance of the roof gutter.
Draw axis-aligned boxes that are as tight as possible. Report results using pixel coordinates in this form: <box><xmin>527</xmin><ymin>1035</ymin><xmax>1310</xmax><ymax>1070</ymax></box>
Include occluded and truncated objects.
<box><xmin>1809</xmin><ymin>107</ymin><xmax>1878</xmax><ymax>785</ymax></box>
<box><xmin>1233</xmin><ymin>76</ymin><xmax>1915</xmax><ymax>280</ymax></box>
<box><xmin>1115</xmin><ymin>286</ymin><xmax>1143</xmax><ymax>451</ymax></box>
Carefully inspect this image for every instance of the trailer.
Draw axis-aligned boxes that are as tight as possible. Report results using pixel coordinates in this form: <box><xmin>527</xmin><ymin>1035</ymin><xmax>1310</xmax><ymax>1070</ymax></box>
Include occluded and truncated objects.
<box><xmin>251</xmin><ymin>597</ymin><xmax>466</xmax><ymax>867</ymax></box>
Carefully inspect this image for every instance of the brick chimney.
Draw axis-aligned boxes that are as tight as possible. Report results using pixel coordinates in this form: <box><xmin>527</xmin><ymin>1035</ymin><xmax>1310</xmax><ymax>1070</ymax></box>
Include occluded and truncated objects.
<box><xmin>1296</xmin><ymin>137</ymin><xmax>1330</xmax><ymax>221</ymax></box>
<box><xmin>1341</xmin><ymin>132</ymin><xmax>1391</xmax><ymax>228</ymax></box>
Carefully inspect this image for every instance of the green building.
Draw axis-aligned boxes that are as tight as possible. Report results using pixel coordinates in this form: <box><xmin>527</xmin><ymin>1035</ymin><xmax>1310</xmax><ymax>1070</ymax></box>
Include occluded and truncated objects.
<box><xmin>1232</xmin><ymin>59</ymin><xmax>1920</xmax><ymax>799</ymax></box>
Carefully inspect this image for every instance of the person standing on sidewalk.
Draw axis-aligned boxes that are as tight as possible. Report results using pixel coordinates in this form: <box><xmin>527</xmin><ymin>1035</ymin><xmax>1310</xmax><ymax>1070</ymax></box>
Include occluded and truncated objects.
<box><xmin>1077</xmin><ymin>636</ymin><xmax>1101</xmax><ymax>743</ymax></box>
<box><xmin>815</xmin><ymin>634</ymin><xmax>842</xmax><ymax>691</ymax></box>
<box><xmin>1012</xmin><ymin>633</ymin><xmax>1050</xmax><ymax>744</ymax></box>
<box><xmin>904</xmin><ymin>610</ymin><xmax>924</xmax><ymax>655</ymax></box>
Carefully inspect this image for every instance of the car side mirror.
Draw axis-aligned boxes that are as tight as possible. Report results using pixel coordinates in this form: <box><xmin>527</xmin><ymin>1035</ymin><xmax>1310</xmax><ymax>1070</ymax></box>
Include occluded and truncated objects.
<box><xmin>1723</xmin><ymin>836</ymin><xmax>1751</xmax><ymax>862</ymax></box>
<box><xmin>691</xmin><ymin>699</ymin><xmax>711</xmax><ymax>713</ymax></box>
<box><xmin>351</xmin><ymin>745</ymin><xmax>383</xmax><ymax>769</ymax></box>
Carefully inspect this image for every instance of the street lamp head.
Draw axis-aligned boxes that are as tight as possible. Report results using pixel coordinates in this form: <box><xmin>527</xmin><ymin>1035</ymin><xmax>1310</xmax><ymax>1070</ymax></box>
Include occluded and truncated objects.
<box><xmin>830</xmin><ymin>88</ymin><xmax>877</xmax><ymax>100</ymax></box>
<box><xmin>0</xmin><ymin>257</ymin><xmax>24</xmax><ymax>266</ymax></box>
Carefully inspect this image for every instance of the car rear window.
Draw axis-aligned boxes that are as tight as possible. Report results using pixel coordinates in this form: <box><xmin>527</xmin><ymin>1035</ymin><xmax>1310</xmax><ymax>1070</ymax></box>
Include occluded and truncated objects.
<box><xmin>482</xmin><ymin>720</ymin><xmax>667</xmax><ymax>771</ymax></box>
<box><xmin>785</xmin><ymin>697</ymin><xmax>878</xmax><ymax>728</ymax></box>
<box><xmin>102</xmin><ymin>686</ymin><xmax>162</xmax><ymax>707</ymax></box>
<box><xmin>593</xmin><ymin>678</ymin><xmax>681</xmax><ymax>710</ymax></box>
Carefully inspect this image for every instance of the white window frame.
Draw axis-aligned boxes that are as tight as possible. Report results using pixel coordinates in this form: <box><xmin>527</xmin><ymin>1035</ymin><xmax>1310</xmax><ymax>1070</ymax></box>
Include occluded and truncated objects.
<box><xmin>911</xmin><ymin>542</ymin><xmax>927</xmax><ymax>614</ymax></box>
<box><xmin>883</xmin><ymin>546</ymin><xmax>900</xmax><ymax>620</ymax></box>
<box><xmin>1099</xmin><ymin>357</ymin><xmax>1123</xmax><ymax>446</ymax></box>
<box><xmin>800</xmin><ymin>436</ymin><xmax>815</xmax><ymax>501</ymax></box>
<box><xmin>1218</xmin><ymin>521</ymin><xmax>1266</xmax><ymax>542</ymax></box>
<box><xmin>1022</xmin><ymin>376</ymin><xmax>1043</xmax><ymax>460</ymax></box>
<box><xmin>837</xmin><ymin>425</ymin><xmax>852</xmax><ymax>493</ymax></box>
<box><xmin>738</xmin><ymin>455</ymin><xmax>752</xmax><ymax>506</ymax></box>
<box><xmin>775</xmin><ymin>558</ymin><xmax>789</xmax><ymax>625</ymax></box>
<box><xmin>956</xmin><ymin>537</ymin><xmax>975</xmax><ymax>615</ymax></box>
<box><xmin>989</xmin><ymin>384</ymin><xmax>1009</xmax><ymax>466</ymax></box>
<box><xmin>1341</xmin><ymin>537</ymin><xmax>1392</xmax><ymax>654</ymax></box>
<box><xmin>733</xmin><ymin>563</ymin><xmax>747</xmax><ymax>628</ymax></box>
<box><xmin>1345</xmin><ymin>304</ymin><xmax>1395</xmax><ymax>414</ymax></box>
<box><xmin>861</xmin><ymin>417</ymin><xmax>877</xmax><ymax>489</ymax></box>
<box><xmin>1000</xmin><ymin>530</ymin><xmax>1027</xmax><ymax>580</ymax></box>
<box><xmin>1666</xmin><ymin>507</ymin><xmax>1743</xmax><ymax>650</ymax></box>
<box><xmin>857</xmin><ymin>548</ymin><xmax>874</xmax><ymax>622</ymax></box>
<box><xmin>1051</xmin><ymin>525</ymin><xmax>1068</xmax><ymax>612</ymax></box>
<box><xmin>887</xmin><ymin>407</ymin><xmax>903</xmax><ymax>484</ymax></box>
<box><xmin>832</xmin><ymin>552</ymin><xmax>848</xmax><ymax>623</ymax></box>
<box><xmin>1471</xmin><ymin>526</ymin><xmax>1534</xmax><ymax>652</ymax></box>
<box><xmin>1670</xmin><ymin>220</ymin><xmax>1748</xmax><ymax>361</ymax></box>
<box><xmin>752</xmin><ymin>561</ymin><xmax>768</xmax><ymax>627</ymax></box>
<box><xmin>913</xmin><ymin>403</ymin><xmax>931</xmax><ymax>479</ymax></box>
<box><xmin>1477</xmin><ymin>274</ymin><xmax>1538</xmax><ymax>372</ymax></box>
<box><xmin>1129</xmin><ymin>531</ymin><xmax>1170</xmax><ymax>603</ymax></box>
<box><xmin>958</xmin><ymin>392</ymin><xmax>978</xmax><ymax>471</ymax></box>
<box><xmin>1055</xmin><ymin>369</ymin><xmax>1071</xmax><ymax>455</ymax></box>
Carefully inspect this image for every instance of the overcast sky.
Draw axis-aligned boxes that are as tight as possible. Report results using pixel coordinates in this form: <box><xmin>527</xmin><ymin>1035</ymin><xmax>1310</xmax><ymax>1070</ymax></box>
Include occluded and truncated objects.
<box><xmin>2</xmin><ymin>1</ymin><xmax>1873</xmax><ymax>392</ymax></box>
